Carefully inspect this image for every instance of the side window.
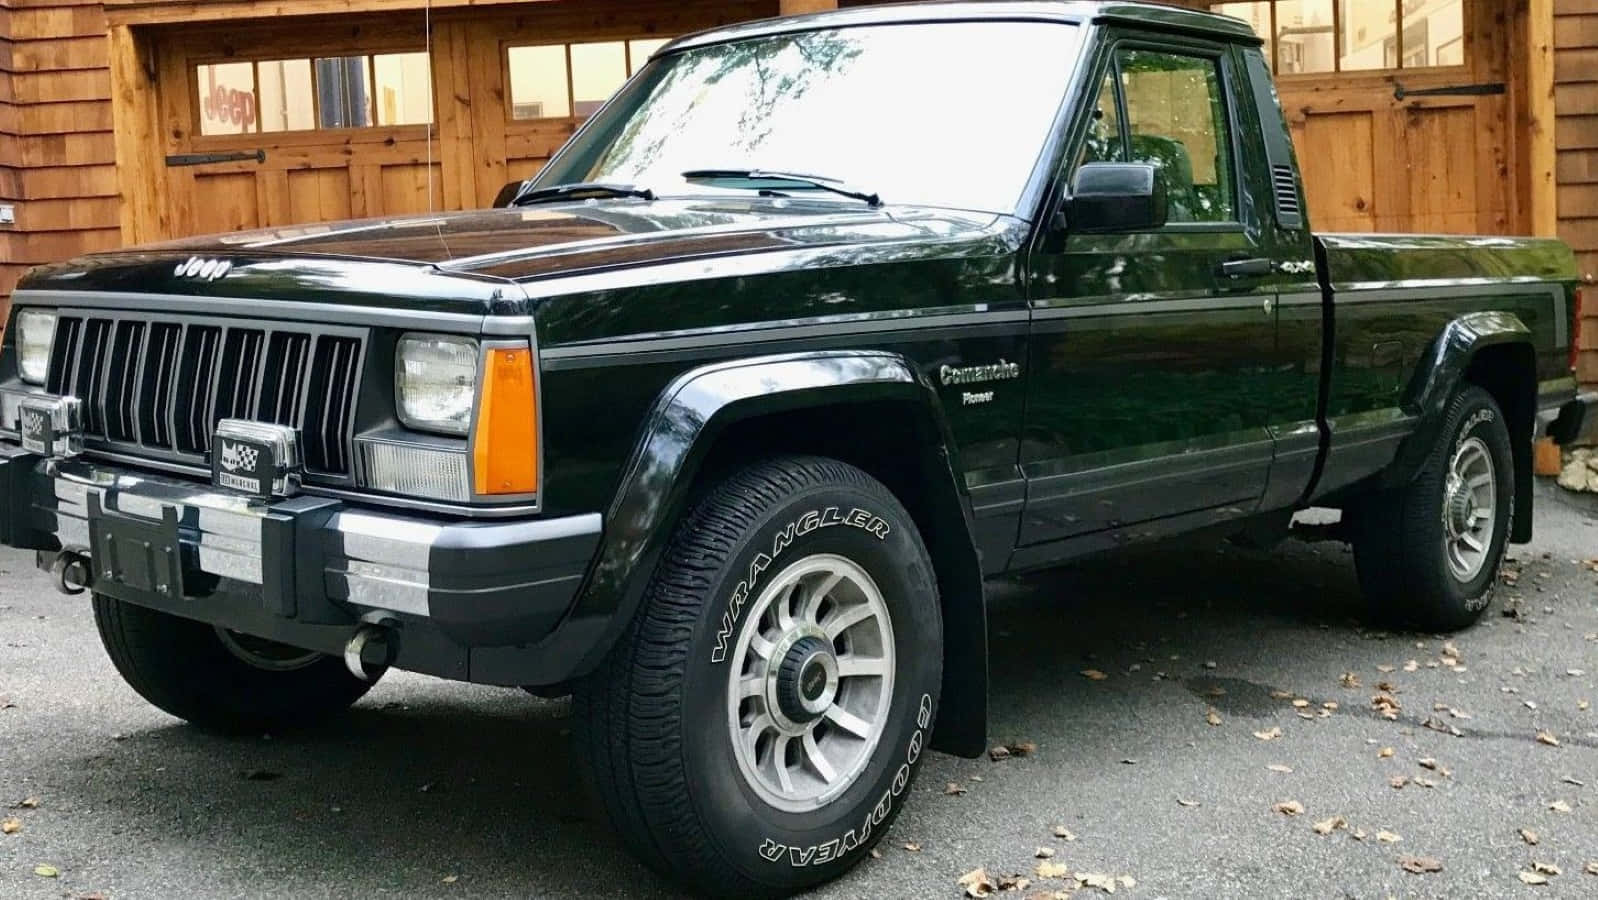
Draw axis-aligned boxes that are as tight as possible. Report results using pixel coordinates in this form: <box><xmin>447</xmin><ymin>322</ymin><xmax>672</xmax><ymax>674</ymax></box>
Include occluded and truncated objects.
<box><xmin>1116</xmin><ymin>50</ymin><xmax>1237</xmax><ymax>224</ymax></box>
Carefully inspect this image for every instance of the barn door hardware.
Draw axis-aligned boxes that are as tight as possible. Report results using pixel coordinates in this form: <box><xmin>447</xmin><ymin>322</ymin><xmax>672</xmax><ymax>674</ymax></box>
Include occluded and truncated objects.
<box><xmin>164</xmin><ymin>149</ymin><xmax>267</xmax><ymax>167</ymax></box>
<box><xmin>1392</xmin><ymin>81</ymin><xmax>1505</xmax><ymax>101</ymax></box>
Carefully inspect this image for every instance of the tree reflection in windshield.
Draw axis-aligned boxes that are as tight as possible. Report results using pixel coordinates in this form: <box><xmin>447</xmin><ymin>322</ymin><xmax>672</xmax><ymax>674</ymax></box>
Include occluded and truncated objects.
<box><xmin>543</xmin><ymin>22</ymin><xmax>1085</xmax><ymax>214</ymax></box>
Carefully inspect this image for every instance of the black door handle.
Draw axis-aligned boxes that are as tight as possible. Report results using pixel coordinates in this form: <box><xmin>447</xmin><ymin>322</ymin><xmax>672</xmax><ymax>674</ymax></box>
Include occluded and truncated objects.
<box><xmin>1217</xmin><ymin>257</ymin><xmax>1273</xmax><ymax>279</ymax></box>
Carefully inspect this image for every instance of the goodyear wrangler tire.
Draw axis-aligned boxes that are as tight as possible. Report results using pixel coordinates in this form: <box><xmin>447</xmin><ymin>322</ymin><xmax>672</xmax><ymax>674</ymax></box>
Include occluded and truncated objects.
<box><xmin>93</xmin><ymin>594</ymin><xmax>377</xmax><ymax>734</ymax></box>
<box><xmin>573</xmin><ymin>456</ymin><xmax>941</xmax><ymax>898</ymax></box>
<box><xmin>1353</xmin><ymin>385</ymin><xmax>1514</xmax><ymax>631</ymax></box>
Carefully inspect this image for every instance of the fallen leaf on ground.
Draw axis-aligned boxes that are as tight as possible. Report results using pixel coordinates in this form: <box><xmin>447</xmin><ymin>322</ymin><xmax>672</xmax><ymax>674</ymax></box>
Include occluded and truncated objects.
<box><xmin>1413</xmin><ymin>776</ymin><xmax>1437</xmax><ymax>788</ymax></box>
<box><xmin>441</xmin><ymin>874</ymin><xmax>459</xmax><ymax>884</ymax></box>
<box><xmin>1075</xmin><ymin>872</ymin><xmax>1119</xmax><ymax>893</ymax></box>
<box><xmin>988</xmin><ymin>746</ymin><xmax>1011</xmax><ymax>761</ymax></box>
<box><xmin>1533</xmin><ymin>862</ymin><xmax>1560</xmax><ymax>875</ymax></box>
<box><xmin>1537</xmin><ymin>731</ymin><xmax>1561</xmax><ymax>747</ymax></box>
<box><xmin>1376</xmin><ymin>664</ymin><xmax>1396</xmax><ymax>674</ymax></box>
<box><xmin>1399</xmin><ymin>855</ymin><xmax>1442</xmax><ymax>874</ymax></box>
<box><xmin>958</xmin><ymin>867</ymin><xmax>996</xmax><ymax>898</ymax></box>
<box><xmin>1176</xmin><ymin>798</ymin><xmax>1201</xmax><ymax>808</ymax></box>
<box><xmin>1418</xmin><ymin>758</ymin><xmax>1439</xmax><ymax>770</ymax></box>
<box><xmin>1520</xmin><ymin>828</ymin><xmax>1539</xmax><ymax>845</ymax></box>
<box><xmin>1008</xmin><ymin>741</ymin><xmax>1038</xmax><ymax>757</ymax></box>
<box><xmin>1035</xmin><ymin>861</ymin><xmax>1070</xmax><ymax>879</ymax></box>
<box><xmin>996</xmin><ymin>873</ymin><xmax>1030</xmax><ymax>892</ymax></box>
<box><xmin>1312</xmin><ymin>815</ymin><xmax>1347</xmax><ymax>835</ymax></box>
<box><xmin>1372</xmin><ymin>694</ymin><xmax>1401</xmax><ymax>719</ymax></box>
<box><xmin>1403</xmin><ymin>660</ymin><xmax>1419</xmax><ymax>672</ymax></box>
<box><xmin>1350</xmin><ymin>828</ymin><xmax>1368</xmax><ymax>841</ymax></box>
<box><xmin>1206</xmin><ymin>707</ymin><xmax>1222</xmax><ymax>726</ymax></box>
<box><xmin>1267</xmin><ymin>764</ymin><xmax>1293</xmax><ymax>773</ymax></box>
<box><xmin>1052</xmin><ymin>825</ymin><xmax>1077</xmax><ymax>841</ymax></box>
<box><xmin>1421</xmin><ymin>716</ymin><xmax>1462</xmax><ymax>736</ymax></box>
<box><xmin>1389</xmin><ymin>776</ymin><xmax>1409</xmax><ymax>789</ymax></box>
<box><xmin>870</xmin><ymin>848</ymin><xmax>882</xmax><ymax>860</ymax></box>
<box><xmin>945</xmin><ymin>782</ymin><xmax>968</xmax><ymax>796</ymax></box>
<box><xmin>1442</xmin><ymin>641</ymin><xmax>1460</xmax><ymax>659</ymax></box>
<box><xmin>1270</xmin><ymin>689</ymin><xmax>1294</xmax><ymax>700</ymax></box>
<box><xmin>1339</xmin><ymin>672</ymin><xmax>1362</xmax><ymax>688</ymax></box>
<box><xmin>1564</xmin><ymin>776</ymin><xmax>1586</xmax><ymax>786</ymax></box>
<box><xmin>1519</xmin><ymin>871</ymin><xmax>1549</xmax><ymax>885</ymax></box>
<box><xmin>1272</xmin><ymin>800</ymin><xmax>1304</xmax><ymax>816</ymax></box>
<box><xmin>14</xmin><ymin>797</ymin><xmax>40</xmax><ymax>809</ymax></box>
<box><xmin>1378</xmin><ymin>746</ymin><xmax>1395</xmax><ymax>759</ymax></box>
<box><xmin>902</xmin><ymin>842</ymin><xmax>921</xmax><ymax>852</ymax></box>
<box><xmin>1376</xmin><ymin>830</ymin><xmax>1402</xmax><ymax>843</ymax></box>
<box><xmin>34</xmin><ymin>865</ymin><xmax>59</xmax><ymax>878</ymax></box>
<box><xmin>1035</xmin><ymin>847</ymin><xmax>1056</xmax><ymax>859</ymax></box>
<box><xmin>1</xmin><ymin>817</ymin><xmax>20</xmax><ymax>835</ymax></box>
<box><xmin>1585</xmin><ymin>862</ymin><xmax>1598</xmax><ymax>876</ymax></box>
<box><xmin>1291</xmin><ymin>698</ymin><xmax>1310</xmax><ymax>708</ymax></box>
<box><xmin>1081</xmin><ymin>669</ymin><xmax>1108</xmax><ymax>681</ymax></box>
<box><xmin>1550</xmin><ymin>800</ymin><xmax>1573</xmax><ymax>813</ymax></box>
<box><xmin>1254</xmin><ymin>727</ymin><xmax>1283</xmax><ymax>741</ymax></box>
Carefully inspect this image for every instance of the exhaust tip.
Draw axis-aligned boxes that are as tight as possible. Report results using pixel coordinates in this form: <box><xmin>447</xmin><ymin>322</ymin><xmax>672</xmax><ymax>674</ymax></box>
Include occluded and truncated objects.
<box><xmin>344</xmin><ymin>623</ymin><xmax>397</xmax><ymax>682</ymax></box>
<box><xmin>50</xmin><ymin>552</ymin><xmax>92</xmax><ymax>596</ymax></box>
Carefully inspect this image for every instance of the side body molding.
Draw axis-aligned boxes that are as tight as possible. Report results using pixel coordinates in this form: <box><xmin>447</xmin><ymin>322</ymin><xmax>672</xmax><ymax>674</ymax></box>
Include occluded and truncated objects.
<box><xmin>540</xmin><ymin>350</ymin><xmax>989</xmax><ymax>756</ymax></box>
<box><xmin>1389</xmin><ymin>310</ymin><xmax>1537</xmax><ymax>539</ymax></box>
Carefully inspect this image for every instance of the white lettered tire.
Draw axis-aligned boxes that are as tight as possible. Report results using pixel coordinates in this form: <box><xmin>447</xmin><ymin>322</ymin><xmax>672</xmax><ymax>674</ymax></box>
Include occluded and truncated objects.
<box><xmin>573</xmin><ymin>456</ymin><xmax>942</xmax><ymax>897</ymax></box>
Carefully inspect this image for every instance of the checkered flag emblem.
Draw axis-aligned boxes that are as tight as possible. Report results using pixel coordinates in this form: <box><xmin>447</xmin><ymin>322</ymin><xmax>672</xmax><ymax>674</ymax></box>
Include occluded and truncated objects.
<box><xmin>219</xmin><ymin>441</ymin><xmax>259</xmax><ymax>473</ymax></box>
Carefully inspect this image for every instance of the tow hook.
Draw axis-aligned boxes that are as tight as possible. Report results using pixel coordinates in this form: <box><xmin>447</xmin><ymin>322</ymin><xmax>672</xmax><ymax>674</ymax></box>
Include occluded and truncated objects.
<box><xmin>344</xmin><ymin>618</ymin><xmax>399</xmax><ymax>682</ymax></box>
<box><xmin>49</xmin><ymin>551</ymin><xmax>93</xmax><ymax>596</ymax></box>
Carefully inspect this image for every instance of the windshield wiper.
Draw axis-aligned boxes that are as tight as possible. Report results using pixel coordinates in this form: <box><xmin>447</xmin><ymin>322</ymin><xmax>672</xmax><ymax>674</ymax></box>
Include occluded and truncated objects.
<box><xmin>509</xmin><ymin>182</ymin><xmax>656</xmax><ymax>206</ymax></box>
<box><xmin>681</xmin><ymin>169</ymin><xmax>882</xmax><ymax>207</ymax></box>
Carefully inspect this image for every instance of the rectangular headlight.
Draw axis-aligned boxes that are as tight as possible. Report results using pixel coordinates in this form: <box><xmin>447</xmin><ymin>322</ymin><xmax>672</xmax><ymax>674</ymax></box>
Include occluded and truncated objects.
<box><xmin>14</xmin><ymin>310</ymin><xmax>56</xmax><ymax>386</ymax></box>
<box><xmin>396</xmin><ymin>333</ymin><xmax>478</xmax><ymax>436</ymax></box>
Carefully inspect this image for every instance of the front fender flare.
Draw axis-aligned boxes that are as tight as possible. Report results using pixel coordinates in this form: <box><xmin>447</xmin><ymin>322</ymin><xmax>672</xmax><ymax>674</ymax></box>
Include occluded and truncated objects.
<box><xmin>537</xmin><ymin>350</ymin><xmax>989</xmax><ymax>755</ymax></box>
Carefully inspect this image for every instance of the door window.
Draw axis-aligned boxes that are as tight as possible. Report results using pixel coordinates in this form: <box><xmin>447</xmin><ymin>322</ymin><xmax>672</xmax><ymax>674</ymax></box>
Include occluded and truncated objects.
<box><xmin>1081</xmin><ymin>49</ymin><xmax>1238</xmax><ymax>224</ymax></box>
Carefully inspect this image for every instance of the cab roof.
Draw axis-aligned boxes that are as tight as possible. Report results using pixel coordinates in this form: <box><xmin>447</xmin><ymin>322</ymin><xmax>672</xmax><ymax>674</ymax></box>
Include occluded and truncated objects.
<box><xmin>664</xmin><ymin>1</ymin><xmax>1263</xmax><ymax>53</ymax></box>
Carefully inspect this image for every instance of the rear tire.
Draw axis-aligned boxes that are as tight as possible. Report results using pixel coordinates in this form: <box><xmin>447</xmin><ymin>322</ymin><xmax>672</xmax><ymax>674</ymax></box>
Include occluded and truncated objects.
<box><xmin>1352</xmin><ymin>385</ymin><xmax>1514</xmax><ymax>631</ymax></box>
<box><xmin>93</xmin><ymin>594</ymin><xmax>378</xmax><ymax>733</ymax></box>
<box><xmin>573</xmin><ymin>456</ymin><xmax>941</xmax><ymax>898</ymax></box>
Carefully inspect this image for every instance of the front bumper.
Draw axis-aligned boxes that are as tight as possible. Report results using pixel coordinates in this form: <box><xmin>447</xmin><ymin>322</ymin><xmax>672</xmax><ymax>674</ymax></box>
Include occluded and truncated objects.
<box><xmin>0</xmin><ymin>445</ymin><xmax>602</xmax><ymax>684</ymax></box>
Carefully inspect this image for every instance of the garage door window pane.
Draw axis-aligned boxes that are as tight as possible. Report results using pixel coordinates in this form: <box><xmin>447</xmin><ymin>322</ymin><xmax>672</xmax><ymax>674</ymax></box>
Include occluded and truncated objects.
<box><xmin>198</xmin><ymin>62</ymin><xmax>258</xmax><ymax>135</ymax></box>
<box><xmin>257</xmin><ymin>59</ymin><xmax>315</xmax><ymax>133</ymax></box>
<box><xmin>628</xmin><ymin>38</ymin><xmax>671</xmax><ymax>74</ymax></box>
<box><xmin>374</xmin><ymin>51</ymin><xmax>434</xmax><ymax>125</ymax></box>
<box><xmin>571</xmin><ymin>41</ymin><xmax>628</xmax><ymax>117</ymax></box>
<box><xmin>1339</xmin><ymin>0</ymin><xmax>1398</xmax><ymax>71</ymax></box>
<box><xmin>316</xmin><ymin>56</ymin><xmax>373</xmax><ymax>128</ymax></box>
<box><xmin>1211</xmin><ymin>3</ymin><xmax>1274</xmax><ymax>71</ymax></box>
<box><xmin>508</xmin><ymin>45</ymin><xmax>572</xmax><ymax>120</ymax></box>
<box><xmin>1277</xmin><ymin>0</ymin><xmax>1336</xmax><ymax>73</ymax></box>
<box><xmin>1406</xmin><ymin>0</ymin><xmax>1463</xmax><ymax>67</ymax></box>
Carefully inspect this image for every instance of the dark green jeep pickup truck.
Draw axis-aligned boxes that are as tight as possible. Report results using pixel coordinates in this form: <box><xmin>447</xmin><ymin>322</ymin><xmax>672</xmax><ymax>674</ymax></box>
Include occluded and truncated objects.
<box><xmin>1</xmin><ymin>1</ymin><xmax>1592</xmax><ymax>895</ymax></box>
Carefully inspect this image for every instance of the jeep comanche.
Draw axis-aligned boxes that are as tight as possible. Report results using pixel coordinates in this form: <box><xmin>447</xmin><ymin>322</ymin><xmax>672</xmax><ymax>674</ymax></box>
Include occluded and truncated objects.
<box><xmin>1</xmin><ymin>2</ymin><xmax>1593</xmax><ymax>896</ymax></box>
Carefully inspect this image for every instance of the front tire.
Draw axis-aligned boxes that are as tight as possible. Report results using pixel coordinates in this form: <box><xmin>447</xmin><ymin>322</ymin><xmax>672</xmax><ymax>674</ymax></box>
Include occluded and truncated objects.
<box><xmin>1352</xmin><ymin>385</ymin><xmax>1514</xmax><ymax>630</ymax></box>
<box><xmin>574</xmin><ymin>456</ymin><xmax>941</xmax><ymax>898</ymax></box>
<box><xmin>93</xmin><ymin>594</ymin><xmax>378</xmax><ymax>733</ymax></box>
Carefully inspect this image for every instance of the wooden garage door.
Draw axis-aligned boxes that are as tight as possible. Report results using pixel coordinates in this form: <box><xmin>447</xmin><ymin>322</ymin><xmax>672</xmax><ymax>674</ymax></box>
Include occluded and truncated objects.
<box><xmin>1205</xmin><ymin>0</ymin><xmax>1516</xmax><ymax>234</ymax></box>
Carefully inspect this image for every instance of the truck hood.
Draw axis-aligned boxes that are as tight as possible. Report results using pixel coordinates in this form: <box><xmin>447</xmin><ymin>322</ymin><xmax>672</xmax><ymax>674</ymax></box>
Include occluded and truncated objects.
<box><xmin>18</xmin><ymin>199</ymin><xmax>1012</xmax><ymax>319</ymax></box>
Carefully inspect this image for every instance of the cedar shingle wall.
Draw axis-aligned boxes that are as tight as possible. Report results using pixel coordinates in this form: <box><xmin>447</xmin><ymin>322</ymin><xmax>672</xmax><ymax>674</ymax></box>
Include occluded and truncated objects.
<box><xmin>1555</xmin><ymin>0</ymin><xmax>1598</xmax><ymax>385</ymax></box>
<box><xmin>0</xmin><ymin>0</ymin><xmax>119</xmax><ymax>310</ymax></box>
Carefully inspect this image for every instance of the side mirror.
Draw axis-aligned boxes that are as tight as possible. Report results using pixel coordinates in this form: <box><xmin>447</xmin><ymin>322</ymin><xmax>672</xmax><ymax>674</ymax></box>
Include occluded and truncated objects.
<box><xmin>1065</xmin><ymin>163</ymin><xmax>1168</xmax><ymax>233</ymax></box>
<box><xmin>494</xmin><ymin>179</ymin><xmax>531</xmax><ymax>208</ymax></box>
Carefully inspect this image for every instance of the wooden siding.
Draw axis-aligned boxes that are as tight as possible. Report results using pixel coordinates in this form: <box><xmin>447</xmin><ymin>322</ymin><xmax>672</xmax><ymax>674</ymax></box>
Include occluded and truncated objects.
<box><xmin>1</xmin><ymin>0</ymin><xmax>119</xmax><ymax>315</ymax></box>
<box><xmin>1555</xmin><ymin>0</ymin><xmax>1598</xmax><ymax>384</ymax></box>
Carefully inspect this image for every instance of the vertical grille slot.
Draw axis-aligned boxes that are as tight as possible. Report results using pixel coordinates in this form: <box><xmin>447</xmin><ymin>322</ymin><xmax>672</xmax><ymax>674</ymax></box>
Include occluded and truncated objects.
<box><xmin>215</xmin><ymin>329</ymin><xmax>266</xmax><ymax>424</ymax></box>
<box><xmin>174</xmin><ymin>326</ymin><xmax>222</xmax><ymax>454</ymax></box>
<box><xmin>103</xmin><ymin>321</ymin><xmax>146</xmax><ymax>442</ymax></box>
<box><xmin>258</xmin><ymin>332</ymin><xmax>312</xmax><ymax>427</ymax></box>
<box><xmin>46</xmin><ymin>317</ymin><xmax>82</xmax><ymax>396</ymax></box>
<box><xmin>136</xmin><ymin>323</ymin><xmax>182</xmax><ymax>448</ymax></box>
<box><xmin>72</xmin><ymin>319</ymin><xmax>114</xmax><ymax>436</ymax></box>
<box><xmin>302</xmin><ymin>336</ymin><xmax>362</xmax><ymax>474</ymax></box>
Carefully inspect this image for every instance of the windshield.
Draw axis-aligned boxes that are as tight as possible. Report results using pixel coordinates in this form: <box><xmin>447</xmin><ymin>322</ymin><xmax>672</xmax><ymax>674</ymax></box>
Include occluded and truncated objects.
<box><xmin>534</xmin><ymin>21</ymin><xmax>1085</xmax><ymax>214</ymax></box>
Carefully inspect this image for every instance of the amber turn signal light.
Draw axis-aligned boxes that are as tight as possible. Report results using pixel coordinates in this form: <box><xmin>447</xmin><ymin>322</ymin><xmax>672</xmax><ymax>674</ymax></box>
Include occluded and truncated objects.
<box><xmin>473</xmin><ymin>346</ymin><xmax>538</xmax><ymax>495</ymax></box>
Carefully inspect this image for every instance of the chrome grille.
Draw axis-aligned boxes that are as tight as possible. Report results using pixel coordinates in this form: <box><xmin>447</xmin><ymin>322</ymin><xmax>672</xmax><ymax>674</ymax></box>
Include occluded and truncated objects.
<box><xmin>46</xmin><ymin>314</ymin><xmax>365</xmax><ymax>477</ymax></box>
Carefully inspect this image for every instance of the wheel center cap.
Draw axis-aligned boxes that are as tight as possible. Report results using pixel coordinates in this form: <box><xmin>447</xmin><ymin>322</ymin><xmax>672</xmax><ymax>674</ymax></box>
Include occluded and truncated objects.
<box><xmin>774</xmin><ymin>635</ymin><xmax>838</xmax><ymax>724</ymax></box>
<box><xmin>1445</xmin><ymin>475</ymin><xmax>1474</xmax><ymax>537</ymax></box>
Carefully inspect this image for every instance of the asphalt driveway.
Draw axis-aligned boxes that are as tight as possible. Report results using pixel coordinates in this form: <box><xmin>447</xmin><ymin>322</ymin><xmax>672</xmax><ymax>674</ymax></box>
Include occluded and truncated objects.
<box><xmin>2</xmin><ymin>481</ymin><xmax>1596</xmax><ymax>899</ymax></box>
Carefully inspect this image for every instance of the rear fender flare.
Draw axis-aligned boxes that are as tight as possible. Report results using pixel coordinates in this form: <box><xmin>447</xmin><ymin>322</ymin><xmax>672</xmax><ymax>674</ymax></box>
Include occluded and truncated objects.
<box><xmin>1388</xmin><ymin>311</ymin><xmax>1536</xmax><ymax>537</ymax></box>
<box><xmin>550</xmin><ymin>350</ymin><xmax>989</xmax><ymax>755</ymax></box>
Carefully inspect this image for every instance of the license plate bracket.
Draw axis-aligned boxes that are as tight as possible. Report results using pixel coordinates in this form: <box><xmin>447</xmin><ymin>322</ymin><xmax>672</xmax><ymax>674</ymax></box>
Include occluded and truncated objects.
<box><xmin>86</xmin><ymin>494</ymin><xmax>188</xmax><ymax>604</ymax></box>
